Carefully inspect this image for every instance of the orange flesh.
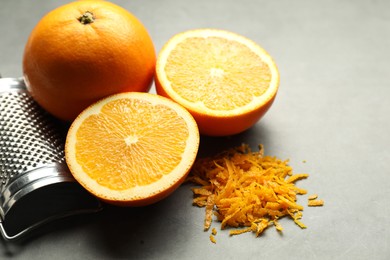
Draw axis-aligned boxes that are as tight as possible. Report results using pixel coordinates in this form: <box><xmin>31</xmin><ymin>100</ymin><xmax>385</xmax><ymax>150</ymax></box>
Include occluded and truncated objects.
<box><xmin>164</xmin><ymin>37</ymin><xmax>272</xmax><ymax>111</ymax></box>
<box><xmin>75</xmin><ymin>98</ymin><xmax>189</xmax><ymax>190</ymax></box>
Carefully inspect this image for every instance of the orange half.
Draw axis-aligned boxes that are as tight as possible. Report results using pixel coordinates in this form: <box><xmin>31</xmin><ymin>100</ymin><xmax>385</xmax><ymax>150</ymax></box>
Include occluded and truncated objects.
<box><xmin>155</xmin><ymin>29</ymin><xmax>280</xmax><ymax>136</ymax></box>
<box><xmin>65</xmin><ymin>92</ymin><xmax>200</xmax><ymax>206</ymax></box>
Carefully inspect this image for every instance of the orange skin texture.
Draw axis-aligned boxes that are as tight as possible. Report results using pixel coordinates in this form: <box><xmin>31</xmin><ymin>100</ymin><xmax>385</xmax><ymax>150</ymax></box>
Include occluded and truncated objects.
<box><xmin>155</xmin><ymin>78</ymin><xmax>277</xmax><ymax>136</ymax></box>
<box><xmin>23</xmin><ymin>0</ymin><xmax>156</xmax><ymax>121</ymax></box>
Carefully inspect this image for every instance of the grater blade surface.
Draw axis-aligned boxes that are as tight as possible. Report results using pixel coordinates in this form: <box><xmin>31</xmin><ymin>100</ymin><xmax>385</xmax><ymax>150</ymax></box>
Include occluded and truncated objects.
<box><xmin>0</xmin><ymin>78</ymin><xmax>66</xmax><ymax>185</ymax></box>
<box><xmin>0</xmin><ymin>77</ymin><xmax>102</xmax><ymax>241</ymax></box>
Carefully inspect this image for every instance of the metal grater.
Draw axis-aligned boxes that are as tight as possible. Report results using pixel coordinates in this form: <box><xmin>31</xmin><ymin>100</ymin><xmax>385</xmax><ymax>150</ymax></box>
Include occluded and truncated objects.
<box><xmin>0</xmin><ymin>77</ymin><xmax>102</xmax><ymax>241</ymax></box>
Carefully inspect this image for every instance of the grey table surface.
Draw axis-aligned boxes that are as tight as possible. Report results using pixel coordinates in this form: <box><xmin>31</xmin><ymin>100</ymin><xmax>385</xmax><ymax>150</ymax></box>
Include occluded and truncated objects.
<box><xmin>1</xmin><ymin>0</ymin><xmax>389</xmax><ymax>259</ymax></box>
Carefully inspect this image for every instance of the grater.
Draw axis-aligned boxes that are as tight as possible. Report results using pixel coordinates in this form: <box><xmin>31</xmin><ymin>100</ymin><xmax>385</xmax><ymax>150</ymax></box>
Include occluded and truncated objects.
<box><xmin>0</xmin><ymin>77</ymin><xmax>102</xmax><ymax>241</ymax></box>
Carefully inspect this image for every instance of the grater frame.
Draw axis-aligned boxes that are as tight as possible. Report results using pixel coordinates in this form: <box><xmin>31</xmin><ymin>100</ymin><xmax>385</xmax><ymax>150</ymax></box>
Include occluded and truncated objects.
<box><xmin>0</xmin><ymin>77</ymin><xmax>102</xmax><ymax>241</ymax></box>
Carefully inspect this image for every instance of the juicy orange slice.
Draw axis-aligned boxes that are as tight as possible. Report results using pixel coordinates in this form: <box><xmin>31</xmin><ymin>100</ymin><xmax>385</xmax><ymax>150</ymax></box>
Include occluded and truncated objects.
<box><xmin>65</xmin><ymin>92</ymin><xmax>200</xmax><ymax>206</ymax></box>
<box><xmin>155</xmin><ymin>29</ymin><xmax>280</xmax><ymax>136</ymax></box>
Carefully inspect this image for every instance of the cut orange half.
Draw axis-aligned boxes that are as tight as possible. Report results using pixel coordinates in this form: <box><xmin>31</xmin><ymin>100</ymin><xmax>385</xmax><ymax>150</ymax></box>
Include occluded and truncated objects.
<box><xmin>65</xmin><ymin>92</ymin><xmax>200</xmax><ymax>206</ymax></box>
<box><xmin>155</xmin><ymin>29</ymin><xmax>280</xmax><ymax>136</ymax></box>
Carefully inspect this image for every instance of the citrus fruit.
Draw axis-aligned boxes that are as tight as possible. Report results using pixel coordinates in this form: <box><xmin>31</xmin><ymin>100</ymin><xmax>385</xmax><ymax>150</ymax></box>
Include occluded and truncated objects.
<box><xmin>155</xmin><ymin>29</ymin><xmax>279</xmax><ymax>136</ymax></box>
<box><xmin>23</xmin><ymin>0</ymin><xmax>156</xmax><ymax>121</ymax></box>
<box><xmin>65</xmin><ymin>92</ymin><xmax>200</xmax><ymax>206</ymax></box>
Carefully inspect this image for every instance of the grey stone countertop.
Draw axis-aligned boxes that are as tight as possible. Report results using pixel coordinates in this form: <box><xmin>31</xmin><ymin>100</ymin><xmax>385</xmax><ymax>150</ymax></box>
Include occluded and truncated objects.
<box><xmin>0</xmin><ymin>0</ymin><xmax>389</xmax><ymax>259</ymax></box>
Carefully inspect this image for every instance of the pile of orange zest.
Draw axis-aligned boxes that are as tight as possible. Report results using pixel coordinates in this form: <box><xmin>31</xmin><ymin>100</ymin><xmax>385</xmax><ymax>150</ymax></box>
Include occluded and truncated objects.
<box><xmin>188</xmin><ymin>144</ymin><xmax>312</xmax><ymax>237</ymax></box>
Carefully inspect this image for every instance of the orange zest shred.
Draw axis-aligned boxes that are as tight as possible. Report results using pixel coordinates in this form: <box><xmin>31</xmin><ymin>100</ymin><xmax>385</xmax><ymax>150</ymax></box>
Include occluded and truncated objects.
<box><xmin>204</xmin><ymin>195</ymin><xmax>215</xmax><ymax>231</ymax></box>
<box><xmin>188</xmin><ymin>144</ymin><xmax>321</xmax><ymax>238</ymax></box>
<box><xmin>229</xmin><ymin>227</ymin><xmax>252</xmax><ymax>236</ymax></box>
<box><xmin>308</xmin><ymin>199</ymin><xmax>324</xmax><ymax>207</ymax></box>
<box><xmin>273</xmin><ymin>219</ymin><xmax>283</xmax><ymax>232</ymax></box>
<box><xmin>209</xmin><ymin>234</ymin><xmax>217</xmax><ymax>244</ymax></box>
<box><xmin>286</xmin><ymin>173</ymin><xmax>309</xmax><ymax>183</ymax></box>
<box><xmin>308</xmin><ymin>193</ymin><xmax>324</xmax><ymax>206</ymax></box>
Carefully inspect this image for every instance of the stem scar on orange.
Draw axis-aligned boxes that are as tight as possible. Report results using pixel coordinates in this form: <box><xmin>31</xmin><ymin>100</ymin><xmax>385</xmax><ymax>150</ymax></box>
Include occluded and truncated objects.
<box><xmin>23</xmin><ymin>0</ymin><xmax>156</xmax><ymax>121</ymax></box>
<box><xmin>65</xmin><ymin>92</ymin><xmax>200</xmax><ymax>206</ymax></box>
<box><xmin>155</xmin><ymin>29</ymin><xmax>280</xmax><ymax>136</ymax></box>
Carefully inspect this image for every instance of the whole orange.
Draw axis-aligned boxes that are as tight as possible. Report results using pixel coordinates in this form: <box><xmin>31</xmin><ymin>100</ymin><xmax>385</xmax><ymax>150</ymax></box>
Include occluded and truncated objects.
<box><xmin>23</xmin><ymin>0</ymin><xmax>156</xmax><ymax>121</ymax></box>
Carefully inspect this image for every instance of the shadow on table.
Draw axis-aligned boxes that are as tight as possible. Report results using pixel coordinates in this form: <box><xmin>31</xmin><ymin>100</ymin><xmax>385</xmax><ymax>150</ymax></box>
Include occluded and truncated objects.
<box><xmin>197</xmin><ymin>121</ymin><xmax>273</xmax><ymax>158</ymax></box>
